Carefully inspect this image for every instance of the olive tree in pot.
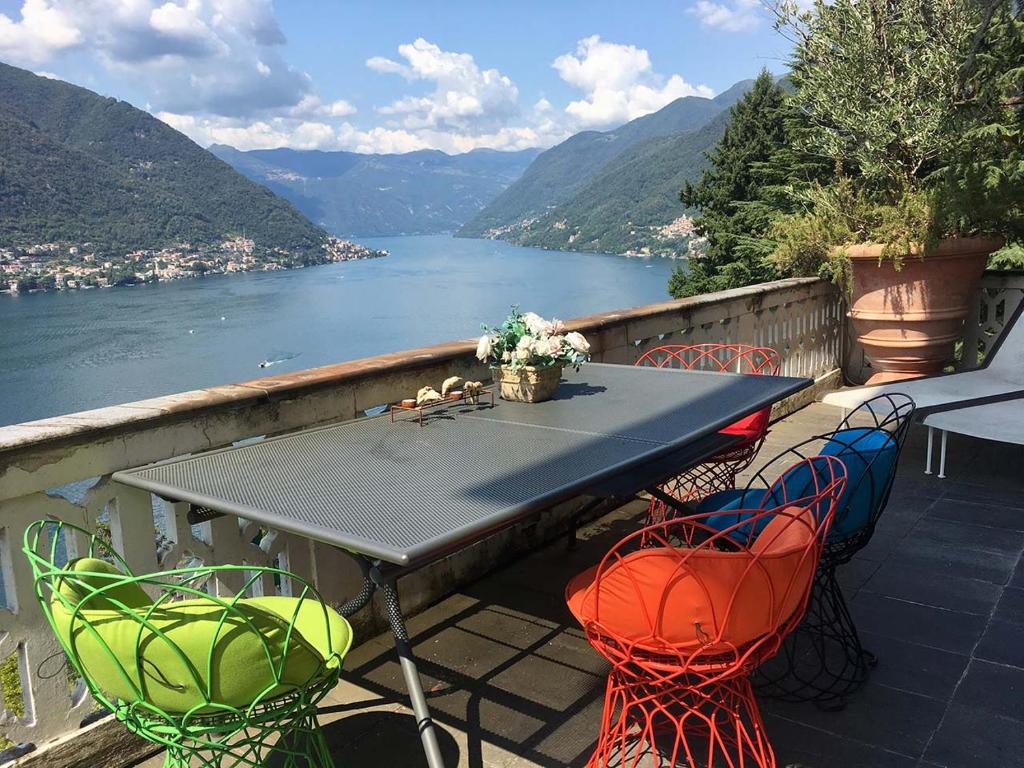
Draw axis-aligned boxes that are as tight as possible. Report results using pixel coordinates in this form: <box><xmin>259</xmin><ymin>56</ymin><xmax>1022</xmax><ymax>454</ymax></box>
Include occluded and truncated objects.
<box><xmin>768</xmin><ymin>0</ymin><xmax>1023</xmax><ymax>383</ymax></box>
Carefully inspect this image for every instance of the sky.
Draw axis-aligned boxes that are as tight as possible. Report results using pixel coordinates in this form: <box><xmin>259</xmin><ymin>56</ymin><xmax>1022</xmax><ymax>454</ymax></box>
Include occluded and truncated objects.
<box><xmin>0</xmin><ymin>0</ymin><xmax>792</xmax><ymax>154</ymax></box>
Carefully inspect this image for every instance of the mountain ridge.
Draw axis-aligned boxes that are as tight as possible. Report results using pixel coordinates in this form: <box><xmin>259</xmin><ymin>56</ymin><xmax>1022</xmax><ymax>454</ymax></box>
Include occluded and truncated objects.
<box><xmin>457</xmin><ymin>94</ymin><xmax>727</xmax><ymax>239</ymax></box>
<box><xmin>457</xmin><ymin>78</ymin><xmax>756</xmax><ymax>254</ymax></box>
<box><xmin>0</xmin><ymin>62</ymin><xmax>327</xmax><ymax>254</ymax></box>
<box><xmin>509</xmin><ymin>110</ymin><xmax>733</xmax><ymax>254</ymax></box>
<box><xmin>210</xmin><ymin>144</ymin><xmax>540</xmax><ymax>237</ymax></box>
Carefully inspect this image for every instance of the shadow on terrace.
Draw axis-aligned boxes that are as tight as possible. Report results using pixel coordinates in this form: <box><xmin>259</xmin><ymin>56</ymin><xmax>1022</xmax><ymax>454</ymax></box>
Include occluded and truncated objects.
<box><xmin>130</xmin><ymin>401</ymin><xmax>1024</xmax><ymax>768</ymax></box>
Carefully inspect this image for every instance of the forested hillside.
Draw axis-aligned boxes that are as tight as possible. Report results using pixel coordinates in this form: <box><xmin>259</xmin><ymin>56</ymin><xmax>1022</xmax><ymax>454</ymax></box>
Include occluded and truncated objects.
<box><xmin>0</xmin><ymin>63</ymin><xmax>326</xmax><ymax>253</ymax></box>
<box><xmin>458</xmin><ymin>78</ymin><xmax>757</xmax><ymax>255</ymax></box>
<box><xmin>458</xmin><ymin>95</ymin><xmax>727</xmax><ymax>239</ymax></box>
<box><xmin>513</xmin><ymin>111</ymin><xmax>731</xmax><ymax>254</ymax></box>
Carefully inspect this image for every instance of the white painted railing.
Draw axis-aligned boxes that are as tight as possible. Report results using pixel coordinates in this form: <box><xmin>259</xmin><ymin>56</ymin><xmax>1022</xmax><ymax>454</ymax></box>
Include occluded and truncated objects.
<box><xmin>958</xmin><ymin>271</ymin><xmax>1024</xmax><ymax>370</ymax></box>
<box><xmin>0</xmin><ymin>277</ymin><xmax>843</xmax><ymax>763</ymax></box>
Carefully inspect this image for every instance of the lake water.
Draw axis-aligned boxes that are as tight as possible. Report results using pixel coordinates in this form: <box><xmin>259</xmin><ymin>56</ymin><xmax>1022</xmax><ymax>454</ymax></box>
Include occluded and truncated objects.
<box><xmin>0</xmin><ymin>235</ymin><xmax>679</xmax><ymax>427</ymax></box>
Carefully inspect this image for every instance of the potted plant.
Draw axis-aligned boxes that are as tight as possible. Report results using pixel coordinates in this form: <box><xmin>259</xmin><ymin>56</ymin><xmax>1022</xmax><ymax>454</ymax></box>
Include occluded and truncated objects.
<box><xmin>476</xmin><ymin>308</ymin><xmax>591</xmax><ymax>402</ymax></box>
<box><xmin>768</xmin><ymin>0</ymin><xmax>1022</xmax><ymax>383</ymax></box>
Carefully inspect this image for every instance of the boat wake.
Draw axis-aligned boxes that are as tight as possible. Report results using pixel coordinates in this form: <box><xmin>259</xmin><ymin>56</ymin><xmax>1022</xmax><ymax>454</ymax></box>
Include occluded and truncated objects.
<box><xmin>258</xmin><ymin>352</ymin><xmax>301</xmax><ymax>369</ymax></box>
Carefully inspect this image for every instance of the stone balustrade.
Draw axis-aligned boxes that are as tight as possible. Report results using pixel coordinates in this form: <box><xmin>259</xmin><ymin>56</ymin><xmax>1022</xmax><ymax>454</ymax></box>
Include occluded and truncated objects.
<box><xmin>958</xmin><ymin>270</ymin><xmax>1024</xmax><ymax>370</ymax></box>
<box><xmin>0</xmin><ymin>276</ymin><xmax>846</xmax><ymax>764</ymax></box>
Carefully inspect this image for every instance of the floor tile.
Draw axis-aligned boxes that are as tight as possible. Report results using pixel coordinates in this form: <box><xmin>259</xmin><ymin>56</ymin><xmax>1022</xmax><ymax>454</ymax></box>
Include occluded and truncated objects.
<box><xmin>762</xmin><ymin>682</ymin><xmax>945</xmax><ymax>757</ymax></box>
<box><xmin>908</xmin><ymin>517</ymin><xmax>1024</xmax><ymax>557</ymax></box>
<box><xmin>975</xmin><ymin>620</ymin><xmax>1024</xmax><ymax>668</ymax></box>
<box><xmin>764</xmin><ymin>714</ymin><xmax>919</xmax><ymax>768</ymax></box>
<box><xmin>924</xmin><ymin>497</ymin><xmax>1024</xmax><ymax>532</ymax></box>
<box><xmin>924</xmin><ymin>704</ymin><xmax>1024</xmax><ymax>768</ymax></box>
<box><xmin>938</xmin><ymin>478</ymin><xmax>1024</xmax><ymax>511</ymax></box>
<box><xmin>892</xmin><ymin>537</ymin><xmax>1018</xmax><ymax>585</ymax></box>
<box><xmin>951</xmin><ymin>659</ymin><xmax>1024</xmax><ymax>721</ymax></box>
<box><xmin>859</xmin><ymin>631</ymin><xmax>970</xmax><ymax>701</ymax></box>
<box><xmin>862</xmin><ymin>561</ymin><xmax>1003</xmax><ymax>615</ymax></box>
<box><xmin>994</xmin><ymin>586</ymin><xmax>1024</xmax><ymax>625</ymax></box>
<box><xmin>851</xmin><ymin>594</ymin><xmax>988</xmax><ymax>655</ymax></box>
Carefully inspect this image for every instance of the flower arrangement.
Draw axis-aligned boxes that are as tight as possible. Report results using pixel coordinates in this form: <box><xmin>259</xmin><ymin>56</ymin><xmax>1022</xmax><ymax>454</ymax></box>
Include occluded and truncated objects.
<box><xmin>476</xmin><ymin>307</ymin><xmax>590</xmax><ymax>370</ymax></box>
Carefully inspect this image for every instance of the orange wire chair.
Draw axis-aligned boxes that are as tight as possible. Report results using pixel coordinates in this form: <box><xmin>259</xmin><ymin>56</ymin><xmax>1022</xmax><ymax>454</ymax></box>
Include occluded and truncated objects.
<box><xmin>566</xmin><ymin>456</ymin><xmax>846</xmax><ymax>768</ymax></box>
<box><xmin>634</xmin><ymin>344</ymin><xmax>782</xmax><ymax>523</ymax></box>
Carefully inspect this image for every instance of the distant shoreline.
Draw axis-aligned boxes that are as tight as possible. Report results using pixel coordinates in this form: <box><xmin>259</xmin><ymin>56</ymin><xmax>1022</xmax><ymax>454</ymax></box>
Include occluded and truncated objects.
<box><xmin>1</xmin><ymin>239</ymin><xmax>386</xmax><ymax>297</ymax></box>
<box><xmin>1</xmin><ymin>254</ymin><xmax>386</xmax><ymax>297</ymax></box>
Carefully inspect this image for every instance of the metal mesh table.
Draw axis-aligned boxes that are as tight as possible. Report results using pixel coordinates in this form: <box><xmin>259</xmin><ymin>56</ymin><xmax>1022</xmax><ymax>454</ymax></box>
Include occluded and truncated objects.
<box><xmin>113</xmin><ymin>362</ymin><xmax>809</xmax><ymax>767</ymax></box>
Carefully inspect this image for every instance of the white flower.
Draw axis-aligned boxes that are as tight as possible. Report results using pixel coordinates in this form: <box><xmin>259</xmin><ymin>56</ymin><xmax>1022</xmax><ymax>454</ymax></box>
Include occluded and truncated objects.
<box><xmin>501</xmin><ymin>350</ymin><xmax>512</xmax><ymax>362</ymax></box>
<box><xmin>535</xmin><ymin>336</ymin><xmax>563</xmax><ymax>357</ymax></box>
<box><xmin>565</xmin><ymin>331</ymin><xmax>590</xmax><ymax>355</ymax></box>
<box><xmin>476</xmin><ymin>334</ymin><xmax>493</xmax><ymax>362</ymax></box>
<box><xmin>523</xmin><ymin>311</ymin><xmax>554</xmax><ymax>337</ymax></box>
<box><xmin>514</xmin><ymin>346</ymin><xmax>531</xmax><ymax>362</ymax></box>
<box><xmin>517</xmin><ymin>334</ymin><xmax>534</xmax><ymax>350</ymax></box>
<box><xmin>551</xmin><ymin>318</ymin><xmax>566</xmax><ymax>335</ymax></box>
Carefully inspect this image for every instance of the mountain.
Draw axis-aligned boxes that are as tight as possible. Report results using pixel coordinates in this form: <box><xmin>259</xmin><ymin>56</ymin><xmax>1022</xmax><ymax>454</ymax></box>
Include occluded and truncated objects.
<box><xmin>210</xmin><ymin>145</ymin><xmax>540</xmax><ymax>237</ymax></box>
<box><xmin>510</xmin><ymin>110</ymin><xmax>732</xmax><ymax>255</ymax></box>
<box><xmin>0</xmin><ymin>62</ymin><xmax>326</xmax><ymax>254</ymax></box>
<box><xmin>457</xmin><ymin>78</ymin><xmax>760</xmax><ymax>255</ymax></box>
<box><xmin>711</xmin><ymin>79</ymin><xmax>758</xmax><ymax>109</ymax></box>
<box><xmin>458</xmin><ymin>95</ymin><xmax>727</xmax><ymax>239</ymax></box>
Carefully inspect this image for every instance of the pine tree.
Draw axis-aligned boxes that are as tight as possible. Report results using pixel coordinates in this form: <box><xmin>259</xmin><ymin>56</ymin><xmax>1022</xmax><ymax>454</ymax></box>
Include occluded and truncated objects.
<box><xmin>668</xmin><ymin>71</ymin><xmax>790</xmax><ymax>298</ymax></box>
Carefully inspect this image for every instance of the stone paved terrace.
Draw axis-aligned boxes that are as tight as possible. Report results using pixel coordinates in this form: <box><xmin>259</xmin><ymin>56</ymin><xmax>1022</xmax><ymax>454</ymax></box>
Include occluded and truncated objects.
<box><xmin>134</xmin><ymin>402</ymin><xmax>1024</xmax><ymax>768</ymax></box>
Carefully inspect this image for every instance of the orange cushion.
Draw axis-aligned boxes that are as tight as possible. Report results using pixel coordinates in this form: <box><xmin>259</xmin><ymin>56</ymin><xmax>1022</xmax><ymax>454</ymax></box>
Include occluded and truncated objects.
<box><xmin>719</xmin><ymin>407</ymin><xmax>771</xmax><ymax>443</ymax></box>
<box><xmin>566</xmin><ymin>508</ymin><xmax>816</xmax><ymax>653</ymax></box>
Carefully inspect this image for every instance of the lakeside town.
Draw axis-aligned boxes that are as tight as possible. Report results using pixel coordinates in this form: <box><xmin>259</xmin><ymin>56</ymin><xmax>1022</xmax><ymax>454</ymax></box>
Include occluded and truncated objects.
<box><xmin>0</xmin><ymin>236</ymin><xmax>386</xmax><ymax>295</ymax></box>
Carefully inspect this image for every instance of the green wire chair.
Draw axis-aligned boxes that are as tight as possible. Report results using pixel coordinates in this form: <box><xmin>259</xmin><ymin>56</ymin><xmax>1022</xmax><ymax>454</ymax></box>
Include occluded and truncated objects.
<box><xmin>24</xmin><ymin>519</ymin><xmax>353</xmax><ymax>768</ymax></box>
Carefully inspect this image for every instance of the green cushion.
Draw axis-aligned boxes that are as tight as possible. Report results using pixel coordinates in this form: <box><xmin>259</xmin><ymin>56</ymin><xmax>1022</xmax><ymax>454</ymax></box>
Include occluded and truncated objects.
<box><xmin>56</xmin><ymin>557</ymin><xmax>151</xmax><ymax>610</ymax></box>
<box><xmin>51</xmin><ymin>562</ymin><xmax>352</xmax><ymax>715</ymax></box>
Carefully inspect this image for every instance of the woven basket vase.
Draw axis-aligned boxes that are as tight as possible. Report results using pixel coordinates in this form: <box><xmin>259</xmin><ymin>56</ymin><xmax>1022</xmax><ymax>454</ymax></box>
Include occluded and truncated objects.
<box><xmin>493</xmin><ymin>364</ymin><xmax>563</xmax><ymax>403</ymax></box>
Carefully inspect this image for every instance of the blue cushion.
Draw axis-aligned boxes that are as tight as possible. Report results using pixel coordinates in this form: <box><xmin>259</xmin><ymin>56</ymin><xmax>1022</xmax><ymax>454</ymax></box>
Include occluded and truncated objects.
<box><xmin>820</xmin><ymin>427</ymin><xmax>898</xmax><ymax>538</ymax></box>
<box><xmin>697</xmin><ymin>488</ymin><xmax>768</xmax><ymax>542</ymax></box>
<box><xmin>697</xmin><ymin>428</ymin><xmax>899</xmax><ymax>544</ymax></box>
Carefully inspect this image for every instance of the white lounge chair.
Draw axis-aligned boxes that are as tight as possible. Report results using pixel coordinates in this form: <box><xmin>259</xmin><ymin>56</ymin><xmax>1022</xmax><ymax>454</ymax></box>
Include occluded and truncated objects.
<box><xmin>921</xmin><ymin>396</ymin><xmax>1024</xmax><ymax>478</ymax></box>
<box><xmin>822</xmin><ymin>300</ymin><xmax>1024</xmax><ymax>413</ymax></box>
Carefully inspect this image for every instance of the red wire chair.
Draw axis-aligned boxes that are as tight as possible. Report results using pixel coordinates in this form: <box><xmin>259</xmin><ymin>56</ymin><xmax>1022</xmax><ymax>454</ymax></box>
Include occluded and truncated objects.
<box><xmin>634</xmin><ymin>344</ymin><xmax>782</xmax><ymax>523</ymax></box>
<box><xmin>566</xmin><ymin>456</ymin><xmax>846</xmax><ymax>768</ymax></box>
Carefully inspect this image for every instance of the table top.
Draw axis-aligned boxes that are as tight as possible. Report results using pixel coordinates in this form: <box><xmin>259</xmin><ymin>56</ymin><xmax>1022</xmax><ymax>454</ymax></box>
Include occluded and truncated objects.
<box><xmin>113</xmin><ymin>363</ymin><xmax>809</xmax><ymax>566</ymax></box>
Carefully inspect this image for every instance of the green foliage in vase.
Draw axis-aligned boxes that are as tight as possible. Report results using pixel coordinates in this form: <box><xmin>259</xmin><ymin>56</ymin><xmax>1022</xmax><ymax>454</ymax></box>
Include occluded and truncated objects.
<box><xmin>476</xmin><ymin>308</ymin><xmax>591</xmax><ymax>371</ymax></box>
<box><xmin>668</xmin><ymin>71</ymin><xmax>791</xmax><ymax>298</ymax></box>
<box><xmin>767</xmin><ymin>0</ymin><xmax>1023</xmax><ymax>279</ymax></box>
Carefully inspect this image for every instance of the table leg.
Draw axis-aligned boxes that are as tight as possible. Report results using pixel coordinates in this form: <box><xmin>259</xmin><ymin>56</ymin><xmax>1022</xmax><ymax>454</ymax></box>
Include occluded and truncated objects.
<box><xmin>647</xmin><ymin>486</ymin><xmax>695</xmax><ymax>517</ymax></box>
<box><xmin>336</xmin><ymin>554</ymin><xmax>446</xmax><ymax>767</ymax></box>
<box><xmin>938</xmin><ymin>429</ymin><xmax>948</xmax><ymax>480</ymax></box>
<box><xmin>925</xmin><ymin>426</ymin><xmax>934</xmax><ymax>475</ymax></box>
<box><xmin>376</xmin><ymin>572</ymin><xmax>446</xmax><ymax>768</ymax></box>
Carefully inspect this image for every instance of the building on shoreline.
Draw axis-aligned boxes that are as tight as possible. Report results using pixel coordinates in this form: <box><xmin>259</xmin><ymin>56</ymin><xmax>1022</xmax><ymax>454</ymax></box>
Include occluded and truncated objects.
<box><xmin>0</xmin><ymin>237</ymin><xmax>386</xmax><ymax>294</ymax></box>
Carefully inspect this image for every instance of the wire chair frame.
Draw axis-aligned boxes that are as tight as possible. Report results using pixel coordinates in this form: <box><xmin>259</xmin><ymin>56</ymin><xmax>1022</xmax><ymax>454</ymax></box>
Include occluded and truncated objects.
<box><xmin>634</xmin><ymin>344</ymin><xmax>781</xmax><ymax>376</ymax></box>
<box><xmin>24</xmin><ymin>519</ymin><xmax>343</xmax><ymax>768</ymax></box>
<box><xmin>738</xmin><ymin>393</ymin><xmax>916</xmax><ymax>706</ymax></box>
<box><xmin>572</xmin><ymin>456</ymin><xmax>846</xmax><ymax>768</ymax></box>
<box><xmin>634</xmin><ymin>344</ymin><xmax>783</xmax><ymax>524</ymax></box>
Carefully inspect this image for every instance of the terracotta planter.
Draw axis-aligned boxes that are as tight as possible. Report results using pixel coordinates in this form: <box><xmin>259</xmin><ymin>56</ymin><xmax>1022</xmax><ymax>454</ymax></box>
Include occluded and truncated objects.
<box><xmin>847</xmin><ymin>237</ymin><xmax>1000</xmax><ymax>384</ymax></box>
<box><xmin>493</xmin><ymin>364</ymin><xmax>563</xmax><ymax>403</ymax></box>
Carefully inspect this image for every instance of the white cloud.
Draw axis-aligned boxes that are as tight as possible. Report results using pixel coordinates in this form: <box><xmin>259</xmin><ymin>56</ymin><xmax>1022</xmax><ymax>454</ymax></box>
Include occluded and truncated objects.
<box><xmin>689</xmin><ymin>0</ymin><xmax>764</xmax><ymax>32</ymax></box>
<box><xmin>159</xmin><ymin>111</ymin><xmax>559</xmax><ymax>155</ymax></box>
<box><xmin>3</xmin><ymin>5</ymin><xmax>721</xmax><ymax>154</ymax></box>
<box><xmin>286</xmin><ymin>94</ymin><xmax>357</xmax><ymax>119</ymax></box>
<box><xmin>368</xmin><ymin>38</ymin><xmax>519</xmax><ymax>131</ymax></box>
<box><xmin>0</xmin><ymin>0</ymin><xmax>310</xmax><ymax>116</ymax></box>
<box><xmin>0</xmin><ymin>0</ymin><xmax>81</xmax><ymax>65</ymax></box>
<box><xmin>553</xmin><ymin>36</ymin><xmax>714</xmax><ymax>128</ymax></box>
